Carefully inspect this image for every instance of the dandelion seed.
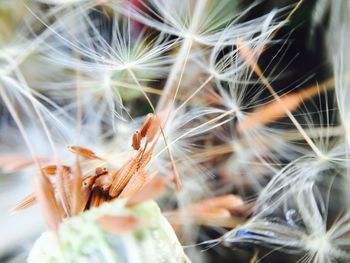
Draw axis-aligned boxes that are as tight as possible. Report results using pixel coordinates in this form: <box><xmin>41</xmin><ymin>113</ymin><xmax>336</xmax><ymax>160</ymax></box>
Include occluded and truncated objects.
<box><xmin>224</xmin><ymin>181</ymin><xmax>350</xmax><ymax>263</ymax></box>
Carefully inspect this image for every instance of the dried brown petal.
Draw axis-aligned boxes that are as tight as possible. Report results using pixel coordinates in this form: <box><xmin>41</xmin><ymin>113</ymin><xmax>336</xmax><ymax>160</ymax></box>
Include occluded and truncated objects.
<box><xmin>80</xmin><ymin>187</ymin><xmax>92</xmax><ymax>213</ymax></box>
<box><xmin>138</xmin><ymin>148</ymin><xmax>154</xmax><ymax>170</ymax></box>
<box><xmin>192</xmin><ymin>194</ymin><xmax>244</xmax><ymax>211</ymax></box>
<box><xmin>239</xmin><ymin>82</ymin><xmax>332</xmax><ymax>131</ymax></box>
<box><xmin>165</xmin><ymin>194</ymin><xmax>245</xmax><ymax>226</ymax></box>
<box><xmin>109</xmin><ymin>158</ymin><xmax>139</xmax><ymax>197</ymax></box>
<box><xmin>11</xmin><ymin>193</ymin><xmax>36</xmax><ymax>214</ymax></box>
<box><xmin>89</xmin><ymin>189</ymin><xmax>103</xmax><ymax>208</ymax></box>
<box><xmin>42</xmin><ymin>165</ymin><xmax>71</xmax><ymax>175</ymax></box>
<box><xmin>190</xmin><ymin>207</ymin><xmax>231</xmax><ymax>219</ymax></box>
<box><xmin>166</xmin><ymin>213</ymin><xmax>245</xmax><ymax>228</ymax></box>
<box><xmin>71</xmin><ymin>159</ymin><xmax>83</xmax><ymax>215</ymax></box>
<box><xmin>119</xmin><ymin>170</ymin><xmax>148</xmax><ymax>199</ymax></box>
<box><xmin>0</xmin><ymin>154</ymin><xmax>26</xmax><ymax>166</ymax></box>
<box><xmin>126</xmin><ymin>177</ymin><xmax>167</xmax><ymax>207</ymax></box>
<box><xmin>34</xmin><ymin>174</ymin><xmax>62</xmax><ymax>232</ymax></box>
<box><xmin>146</xmin><ymin>116</ymin><xmax>160</xmax><ymax>143</ymax></box>
<box><xmin>97</xmin><ymin>215</ymin><xmax>139</xmax><ymax>234</ymax></box>
<box><xmin>67</xmin><ymin>145</ymin><xmax>103</xmax><ymax>160</ymax></box>
<box><xmin>111</xmin><ymin>168</ymin><xmax>121</xmax><ymax>181</ymax></box>
<box><xmin>237</xmin><ymin>38</ymin><xmax>333</xmax><ymax>132</ymax></box>
<box><xmin>0</xmin><ymin>155</ymin><xmax>50</xmax><ymax>172</ymax></box>
<box><xmin>56</xmin><ymin>167</ymin><xmax>72</xmax><ymax>216</ymax></box>
<box><xmin>201</xmin><ymin>90</ymin><xmax>223</xmax><ymax>106</ymax></box>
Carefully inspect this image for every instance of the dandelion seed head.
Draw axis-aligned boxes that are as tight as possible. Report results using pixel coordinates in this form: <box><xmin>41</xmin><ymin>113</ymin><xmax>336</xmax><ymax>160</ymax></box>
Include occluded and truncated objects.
<box><xmin>3</xmin><ymin>0</ymin><xmax>350</xmax><ymax>262</ymax></box>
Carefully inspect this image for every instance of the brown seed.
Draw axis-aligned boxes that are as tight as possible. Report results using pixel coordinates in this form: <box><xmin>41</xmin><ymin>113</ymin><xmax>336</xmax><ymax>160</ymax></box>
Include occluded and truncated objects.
<box><xmin>95</xmin><ymin>167</ymin><xmax>108</xmax><ymax>177</ymax></box>
<box><xmin>132</xmin><ymin>131</ymin><xmax>141</xmax><ymax>150</ymax></box>
<box><xmin>140</xmin><ymin>113</ymin><xmax>154</xmax><ymax>137</ymax></box>
<box><xmin>82</xmin><ymin>175</ymin><xmax>98</xmax><ymax>189</ymax></box>
<box><xmin>94</xmin><ymin>174</ymin><xmax>112</xmax><ymax>192</ymax></box>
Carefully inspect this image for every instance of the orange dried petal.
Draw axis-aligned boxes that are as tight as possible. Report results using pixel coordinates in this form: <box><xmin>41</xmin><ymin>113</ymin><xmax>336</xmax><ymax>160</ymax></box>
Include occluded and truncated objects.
<box><xmin>41</xmin><ymin>165</ymin><xmax>71</xmax><ymax>175</ymax></box>
<box><xmin>11</xmin><ymin>193</ymin><xmax>36</xmax><ymax>214</ymax></box>
<box><xmin>34</xmin><ymin>175</ymin><xmax>62</xmax><ymax>232</ymax></box>
<box><xmin>97</xmin><ymin>215</ymin><xmax>139</xmax><ymax>234</ymax></box>
<box><xmin>146</xmin><ymin>117</ymin><xmax>160</xmax><ymax>143</ymax></box>
<box><xmin>119</xmin><ymin>170</ymin><xmax>148</xmax><ymax>199</ymax></box>
<box><xmin>126</xmin><ymin>177</ymin><xmax>167</xmax><ymax>207</ymax></box>
<box><xmin>67</xmin><ymin>145</ymin><xmax>103</xmax><ymax>160</ymax></box>
<box><xmin>109</xmin><ymin>158</ymin><xmax>139</xmax><ymax>197</ymax></box>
